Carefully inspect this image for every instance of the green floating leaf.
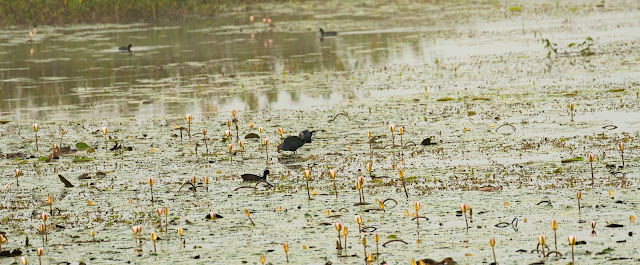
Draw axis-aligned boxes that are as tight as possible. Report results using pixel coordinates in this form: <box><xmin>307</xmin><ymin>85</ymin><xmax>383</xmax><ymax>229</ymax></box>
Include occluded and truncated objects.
<box><xmin>76</xmin><ymin>142</ymin><xmax>90</xmax><ymax>150</ymax></box>
<box><xmin>561</xmin><ymin>157</ymin><xmax>584</xmax><ymax>163</ymax></box>
<box><xmin>608</xmin><ymin>88</ymin><xmax>625</xmax><ymax>93</ymax></box>
<box><xmin>38</xmin><ymin>156</ymin><xmax>47</xmax><ymax>162</ymax></box>
<box><xmin>436</xmin><ymin>97</ymin><xmax>455</xmax><ymax>102</ymax></box>
<box><xmin>73</xmin><ymin>157</ymin><xmax>94</xmax><ymax>162</ymax></box>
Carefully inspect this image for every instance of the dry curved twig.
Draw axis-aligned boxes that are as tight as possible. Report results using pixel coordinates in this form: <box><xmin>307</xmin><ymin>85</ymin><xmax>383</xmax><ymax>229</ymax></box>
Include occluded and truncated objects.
<box><xmin>382</xmin><ymin>239</ymin><xmax>408</xmax><ymax>247</ymax></box>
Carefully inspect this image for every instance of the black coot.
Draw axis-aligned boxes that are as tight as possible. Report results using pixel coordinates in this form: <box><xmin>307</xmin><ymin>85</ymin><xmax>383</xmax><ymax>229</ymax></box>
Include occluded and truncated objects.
<box><xmin>277</xmin><ymin>136</ymin><xmax>305</xmax><ymax>153</ymax></box>
<box><xmin>119</xmin><ymin>44</ymin><xmax>132</xmax><ymax>52</ymax></box>
<box><xmin>319</xmin><ymin>28</ymin><xmax>337</xmax><ymax>37</ymax></box>
<box><xmin>241</xmin><ymin>169</ymin><xmax>269</xmax><ymax>182</ymax></box>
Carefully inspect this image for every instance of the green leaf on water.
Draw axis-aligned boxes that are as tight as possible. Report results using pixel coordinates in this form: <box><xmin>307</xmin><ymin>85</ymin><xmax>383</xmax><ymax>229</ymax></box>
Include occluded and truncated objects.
<box><xmin>76</xmin><ymin>142</ymin><xmax>90</xmax><ymax>150</ymax></box>
<box><xmin>437</xmin><ymin>97</ymin><xmax>455</xmax><ymax>101</ymax></box>
<box><xmin>73</xmin><ymin>157</ymin><xmax>94</xmax><ymax>162</ymax></box>
<box><xmin>608</xmin><ymin>88</ymin><xmax>625</xmax><ymax>93</ymax></box>
<box><xmin>561</xmin><ymin>157</ymin><xmax>583</xmax><ymax>163</ymax></box>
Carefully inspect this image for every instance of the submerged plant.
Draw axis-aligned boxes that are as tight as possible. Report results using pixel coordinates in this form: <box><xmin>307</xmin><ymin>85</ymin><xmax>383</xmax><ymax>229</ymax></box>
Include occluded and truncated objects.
<box><xmin>490</xmin><ymin>237</ymin><xmax>496</xmax><ymax>264</ymax></box>
<box><xmin>304</xmin><ymin>169</ymin><xmax>311</xmax><ymax>200</ymax></box>
<box><xmin>33</xmin><ymin>124</ymin><xmax>39</xmax><ymax>151</ymax></box>
<box><xmin>587</xmin><ymin>153</ymin><xmax>595</xmax><ymax>185</ymax></box>
<box><xmin>148</xmin><ymin>177</ymin><xmax>155</xmax><ymax>202</ymax></box>
<box><xmin>568</xmin><ymin>235</ymin><xmax>576</xmax><ymax>262</ymax></box>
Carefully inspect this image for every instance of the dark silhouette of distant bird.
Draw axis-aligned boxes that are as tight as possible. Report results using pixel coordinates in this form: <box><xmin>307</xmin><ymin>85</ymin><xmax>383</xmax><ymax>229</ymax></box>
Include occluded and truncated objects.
<box><xmin>242</xmin><ymin>170</ymin><xmax>269</xmax><ymax>182</ymax></box>
<box><xmin>319</xmin><ymin>28</ymin><xmax>337</xmax><ymax>37</ymax></box>
<box><xmin>421</xmin><ymin>137</ymin><xmax>438</xmax><ymax>145</ymax></box>
<box><xmin>419</xmin><ymin>257</ymin><xmax>456</xmax><ymax>265</ymax></box>
<box><xmin>277</xmin><ymin>136</ymin><xmax>305</xmax><ymax>153</ymax></box>
<box><xmin>119</xmin><ymin>44</ymin><xmax>132</xmax><ymax>52</ymax></box>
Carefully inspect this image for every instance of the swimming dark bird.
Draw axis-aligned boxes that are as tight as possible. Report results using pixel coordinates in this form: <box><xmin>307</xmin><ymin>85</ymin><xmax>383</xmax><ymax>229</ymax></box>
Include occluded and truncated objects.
<box><xmin>277</xmin><ymin>136</ymin><xmax>305</xmax><ymax>153</ymax></box>
<box><xmin>319</xmin><ymin>28</ymin><xmax>337</xmax><ymax>37</ymax></box>
<box><xmin>119</xmin><ymin>44</ymin><xmax>132</xmax><ymax>52</ymax></box>
<box><xmin>421</xmin><ymin>137</ymin><xmax>438</xmax><ymax>145</ymax></box>
<box><xmin>241</xmin><ymin>169</ymin><xmax>269</xmax><ymax>182</ymax></box>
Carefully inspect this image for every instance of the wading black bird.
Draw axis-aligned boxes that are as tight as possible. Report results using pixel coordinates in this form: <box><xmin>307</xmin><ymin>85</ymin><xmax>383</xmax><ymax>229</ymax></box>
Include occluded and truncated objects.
<box><xmin>119</xmin><ymin>44</ymin><xmax>132</xmax><ymax>52</ymax></box>
<box><xmin>299</xmin><ymin>130</ymin><xmax>315</xmax><ymax>143</ymax></box>
<box><xmin>241</xmin><ymin>169</ymin><xmax>269</xmax><ymax>182</ymax></box>
<box><xmin>277</xmin><ymin>135</ymin><xmax>305</xmax><ymax>153</ymax></box>
<box><xmin>319</xmin><ymin>28</ymin><xmax>337</xmax><ymax>37</ymax></box>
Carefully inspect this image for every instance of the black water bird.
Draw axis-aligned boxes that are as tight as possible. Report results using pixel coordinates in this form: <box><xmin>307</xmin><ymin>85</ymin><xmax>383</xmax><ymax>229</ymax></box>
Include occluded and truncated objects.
<box><xmin>119</xmin><ymin>44</ymin><xmax>132</xmax><ymax>52</ymax></box>
<box><xmin>241</xmin><ymin>170</ymin><xmax>269</xmax><ymax>182</ymax></box>
<box><xmin>277</xmin><ymin>136</ymin><xmax>305</xmax><ymax>153</ymax></box>
<box><xmin>299</xmin><ymin>130</ymin><xmax>315</xmax><ymax>143</ymax></box>
<box><xmin>319</xmin><ymin>28</ymin><xmax>337</xmax><ymax>37</ymax></box>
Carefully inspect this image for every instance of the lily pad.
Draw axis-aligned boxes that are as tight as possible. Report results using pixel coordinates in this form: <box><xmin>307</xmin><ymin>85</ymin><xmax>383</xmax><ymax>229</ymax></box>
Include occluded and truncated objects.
<box><xmin>76</xmin><ymin>142</ymin><xmax>90</xmax><ymax>150</ymax></box>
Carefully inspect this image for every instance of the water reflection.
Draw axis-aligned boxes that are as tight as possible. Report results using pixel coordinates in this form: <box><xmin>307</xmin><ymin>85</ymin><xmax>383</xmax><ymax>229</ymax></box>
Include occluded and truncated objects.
<box><xmin>0</xmin><ymin>23</ymin><xmax>441</xmax><ymax>120</ymax></box>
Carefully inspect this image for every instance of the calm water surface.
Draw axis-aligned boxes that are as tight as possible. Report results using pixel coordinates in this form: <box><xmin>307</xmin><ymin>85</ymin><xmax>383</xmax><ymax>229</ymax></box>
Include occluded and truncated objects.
<box><xmin>0</xmin><ymin>16</ymin><xmax>468</xmax><ymax>120</ymax></box>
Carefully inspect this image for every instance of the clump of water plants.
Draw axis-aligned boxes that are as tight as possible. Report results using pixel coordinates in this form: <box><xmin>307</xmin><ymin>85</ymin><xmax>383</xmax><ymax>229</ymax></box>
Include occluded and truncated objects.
<box><xmin>389</xmin><ymin>124</ymin><xmax>396</xmax><ymax>146</ymax></box>
<box><xmin>41</xmin><ymin>212</ymin><xmax>49</xmax><ymax>242</ymax></box>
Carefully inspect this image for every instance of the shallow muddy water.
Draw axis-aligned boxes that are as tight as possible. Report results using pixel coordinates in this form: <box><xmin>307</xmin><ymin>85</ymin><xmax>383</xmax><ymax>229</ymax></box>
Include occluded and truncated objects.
<box><xmin>1</xmin><ymin>0</ymin><xmax>640</xmax><ymax>264</ymax></box>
